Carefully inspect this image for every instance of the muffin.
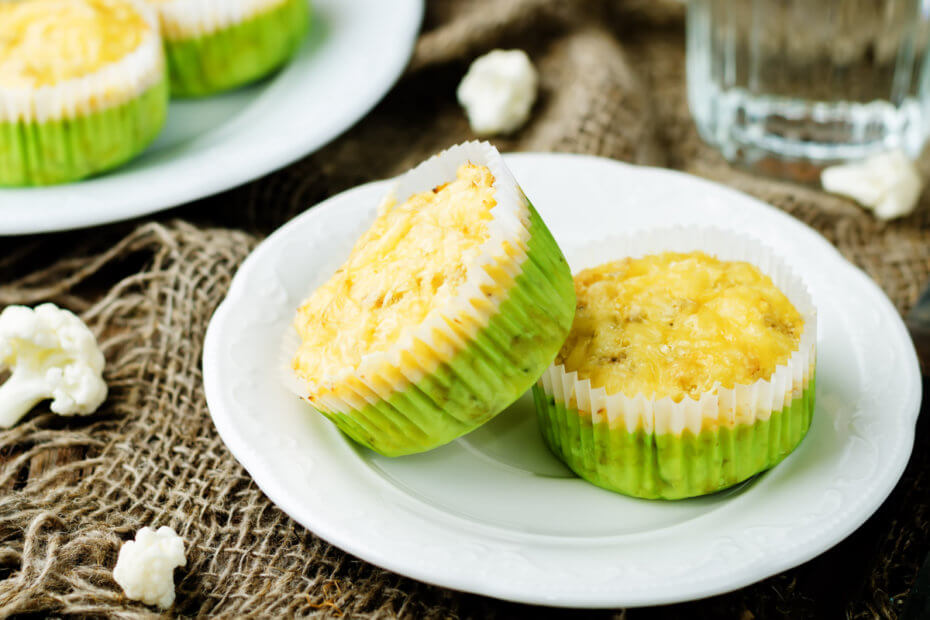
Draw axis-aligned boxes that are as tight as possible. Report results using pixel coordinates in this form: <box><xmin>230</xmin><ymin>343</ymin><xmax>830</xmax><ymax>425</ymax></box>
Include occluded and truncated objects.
<box><xmin>149</xmin><ymin>0</ymin><xmax>310</xmax><ymax>96</ymax></box>
<box><xmin>285</xmin><ymin>141</ymin><xmax>576</xmax><ymax>457</ymax></box>
<box><xmin>0</xmin><ymin>0</ymin><xmax>168</xmax><ymax>186</ymax></box>
<box><xmin>533</xmin><ymin>229</ymin><xmax>817</xmax><ymax>499</ymax></box>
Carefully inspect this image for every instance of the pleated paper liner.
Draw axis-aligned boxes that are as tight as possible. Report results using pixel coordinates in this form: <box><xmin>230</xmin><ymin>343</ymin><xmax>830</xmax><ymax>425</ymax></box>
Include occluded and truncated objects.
<box><xmin>0</xmin><ymin>1</ymin><xmax>167</xmax><ymax>186</ymax></box>
<box><xmin>534</xmin><ymin>227</ymin><xmax>817</xmax><ymax>499</ymax></box>
<box><xmin>281</xmin><ymin>141</ymin><xmax>576</xmax><ymax>456</ymax></box>
<box><xmin>0</xmin><ymin>80</ymin><xmax>168</xmax><ymax>186</ymax></box>
<box><xmin>155</xmin><ymin>0</ymin><xmax>310</xmax><ymax>96</ymax></box>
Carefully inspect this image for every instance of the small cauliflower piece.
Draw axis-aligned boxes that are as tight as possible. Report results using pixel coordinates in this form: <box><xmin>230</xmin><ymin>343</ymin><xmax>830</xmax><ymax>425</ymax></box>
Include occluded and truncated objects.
<box><xmin>457</xmin><ymin>49</ymin><xmax>538</xmax><ymax>135</ymax></box>
<box><xmin>113</xmin><ymin>526</ymin><xmax>186</xmax><ymax>609</ymax></box>
<box><xmin>821</xmin><ymin>149</ymin><xmax>923</xmax><ymax>220</ymax></box>
<box><xmin>0</xmin><ymin>303</ymin><xmax>107</xmax><ymax>428</ymax></box>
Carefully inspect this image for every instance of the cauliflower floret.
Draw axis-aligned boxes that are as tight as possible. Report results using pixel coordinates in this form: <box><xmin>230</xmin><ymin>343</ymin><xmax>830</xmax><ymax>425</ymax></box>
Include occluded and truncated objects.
<box><xmin>457</xmin><ymin>49</ymin><xmax>538</xmax><ymax>135</ymax></box>
<box><xmin>821</xmin><ymin>149</ymin><xmax>924</xmax><ymax>220</ymax></box>
<box><xmin>113</xmin><ymin>526</ymin><xmax>186</xmax><ymax>609</ymax></box>
<box><xmin>0</xmin><ymin>303</ymin><xmax>107</xmax><ymax>428</ymax></box>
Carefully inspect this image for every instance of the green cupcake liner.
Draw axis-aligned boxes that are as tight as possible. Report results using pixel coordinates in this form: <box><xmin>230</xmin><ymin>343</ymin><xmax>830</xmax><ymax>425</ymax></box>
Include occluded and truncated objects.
<box><xmin>0</xmin><ymin>79</ymin><xmax>168</xmax><ymax>186</ymax></box>
<box><xmin>165</xmin><ymin>0</ymin><xmax>310</xmax><ymax>97</ymax></box>
<box><xmin>533</xmin><ymin>374</ymin><xmax>816</xmax><ymax>500</ymax></box>
<box><xmin>315</xmin><ymin>200</ymin><xmax>576</xmax><ymax>457</ymax></box>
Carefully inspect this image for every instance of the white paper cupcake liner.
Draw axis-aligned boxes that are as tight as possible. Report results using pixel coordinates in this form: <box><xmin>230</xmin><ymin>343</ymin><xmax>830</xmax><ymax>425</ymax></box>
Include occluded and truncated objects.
<box><xmin>539</xmin><ymin>226</ymin><xmax>817</xmax><ymax>436</ymax></box>
<box><xmin>152</xmin><ymin>0</ymin><xmax>292</xmax><ymax>40</ymax></box>
<box><xmin>282</xmin><ymin>141</ymin><xmax>535</xmax><ymax>414</ymax></box>
<box><xmin>0</xmin><ymin>1</ymin><xmax>164</xmax><ymax>123</ymax></box>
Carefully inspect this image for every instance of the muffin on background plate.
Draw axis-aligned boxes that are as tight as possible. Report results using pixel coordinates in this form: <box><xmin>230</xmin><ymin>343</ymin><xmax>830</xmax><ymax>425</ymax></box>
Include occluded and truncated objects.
<box><xmin>534</xmin><ymin>228</ymin><xmax>817</xmax><ymax>500</ymax></box>
<box><xmin>0</xmin><ymin>0</ymin><xmax>168</xmax><ymax>186</ymax></box>
<box><xmin>284</xmin><ymin>141</ymin><xmax>576</xmax><ymax>457</ymax></box>
<box><xmin>148</xmin><ymin>0</ymin><xmax>310</xmax><ymax>96</ymax></box>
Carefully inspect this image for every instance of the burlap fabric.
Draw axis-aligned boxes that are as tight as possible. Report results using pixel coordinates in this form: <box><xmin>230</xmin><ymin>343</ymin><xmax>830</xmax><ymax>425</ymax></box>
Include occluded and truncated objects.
<box><xmin>1</xmin><ymin>1</ymin><xmax>928</xmax><ymax>617</ymax></box>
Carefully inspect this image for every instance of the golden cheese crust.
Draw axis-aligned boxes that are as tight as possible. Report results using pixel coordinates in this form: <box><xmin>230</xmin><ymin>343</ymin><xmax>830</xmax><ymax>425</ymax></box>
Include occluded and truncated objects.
<box><xmin>292</xmin><ymin>163</ymin><xmax>496</xmax><ymax>382</ymax></box>
<box><xmin>0</xmin><ymin>0</ymin><xmax>151</xmax><ymax>89</ymax></box>
<box><xmin>557</xmin><ymin>252</ymin><xmax>804</xmax><ymax>402</ymax></box>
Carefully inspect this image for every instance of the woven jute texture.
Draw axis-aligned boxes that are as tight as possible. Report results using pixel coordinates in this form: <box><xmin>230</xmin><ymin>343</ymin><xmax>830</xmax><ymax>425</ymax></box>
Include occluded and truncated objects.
<box><xmin>2</xmin><ymin>1</ymin><xmax>929</xmax><ymax>617</ymax></box>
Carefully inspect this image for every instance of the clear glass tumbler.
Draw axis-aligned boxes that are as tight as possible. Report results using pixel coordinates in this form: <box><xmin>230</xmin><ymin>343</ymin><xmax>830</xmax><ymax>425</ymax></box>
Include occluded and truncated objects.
<box><xmin>687</xmin><ymin>0</ymin><xmax>930</xmax><ymax>179</ymax></box>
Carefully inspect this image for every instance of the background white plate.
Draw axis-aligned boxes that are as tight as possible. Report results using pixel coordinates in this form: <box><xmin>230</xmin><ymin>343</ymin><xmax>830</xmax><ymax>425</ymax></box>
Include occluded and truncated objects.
<box><xmin>203</xmin><ymin>153</ymin><xmax>921</xmax><ymax>608</ymax></box>
<box><xmin>0</xmin><ymin>0</ymin><xmax>423</xmax><ymax>236</ymax></box>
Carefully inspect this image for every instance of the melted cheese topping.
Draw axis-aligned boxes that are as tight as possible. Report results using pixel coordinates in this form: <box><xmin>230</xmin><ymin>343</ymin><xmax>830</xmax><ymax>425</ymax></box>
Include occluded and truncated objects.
<box><xmin>0</xmin><ymin>0</ymin><xmax>151</xmax><ymax>89</ymax></box>
<box><xmin>557</xmin><ymin>252</ymin><xmax>804</xmax><ymax>402</ymax></box>
<box><xmin>292</xmin><ymin>163</ymin><xmax>496</xmax><ymax>381</ymax></box>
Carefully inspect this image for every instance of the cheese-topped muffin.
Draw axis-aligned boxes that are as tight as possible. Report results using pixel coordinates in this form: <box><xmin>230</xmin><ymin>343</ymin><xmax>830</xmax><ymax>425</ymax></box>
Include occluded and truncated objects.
<box><xmin>558</xmin><ymin>252</ymin><xmax>803</xmax><ymax>401</ymax></box>
<box><xmin>0</xmin><ymin>0</ymin><xmax>167</xmax><ymax>185</ymax></box>
<box><xmin>147</xmin><ymin>0</ymin><xmax>310</xmax><ymax>96</ymax></box>
<box><xmin>286</xmin><ymin>142</ymin><xmax>575</xmax><ymax>457</ymax></box>
<box><xmin>294</xmin><ymin>164</ymin><xmax>496</xmax><ymax>380</ymax></box>
<box><xmin>534</xmin><ymin>232</ymin><xmax>816</xmax><ymax>500</ymax></box>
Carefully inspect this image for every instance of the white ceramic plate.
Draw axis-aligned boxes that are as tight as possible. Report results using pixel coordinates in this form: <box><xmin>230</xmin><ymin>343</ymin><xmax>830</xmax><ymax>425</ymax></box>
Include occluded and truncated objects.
<box><xmin>0</xmin><ymin>0</ymin><xmax>423</xmax><ymax>236</ymax></box>
<box><xmin>202</xmin><ymin>153</ymin><xmax>921</xmax><ymax>608</ymax></box>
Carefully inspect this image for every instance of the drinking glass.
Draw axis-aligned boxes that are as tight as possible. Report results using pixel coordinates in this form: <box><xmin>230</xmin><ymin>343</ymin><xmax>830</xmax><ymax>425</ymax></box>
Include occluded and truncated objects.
<box><xmin>687</xmin><ymin>0</ymin><xmax>930</xmax><ymax>179</ymax></box>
